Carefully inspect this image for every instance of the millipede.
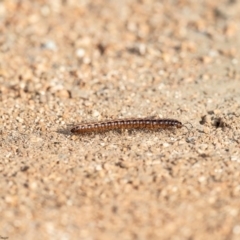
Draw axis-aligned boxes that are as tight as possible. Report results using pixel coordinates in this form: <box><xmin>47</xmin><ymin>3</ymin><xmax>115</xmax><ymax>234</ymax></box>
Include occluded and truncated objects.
<box><xmin>70</xmin><ymin>118</ymin><xmax>185</xmax><ymax>134</ymax></box>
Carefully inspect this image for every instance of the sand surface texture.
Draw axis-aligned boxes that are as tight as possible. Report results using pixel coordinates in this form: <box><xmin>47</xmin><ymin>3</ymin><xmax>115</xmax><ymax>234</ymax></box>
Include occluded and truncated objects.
<box><xmin>1</xmin><ymin>1</ymin><xmax>240</xmax><ymax>239</ymax></box>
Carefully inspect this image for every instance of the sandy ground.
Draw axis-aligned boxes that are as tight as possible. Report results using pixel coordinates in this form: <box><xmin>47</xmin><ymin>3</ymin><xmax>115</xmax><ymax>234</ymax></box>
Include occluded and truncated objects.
<box><xmin>1</xmin><ymin>0</ymin><xmax>240</xmax><ymax>239</ymax></box>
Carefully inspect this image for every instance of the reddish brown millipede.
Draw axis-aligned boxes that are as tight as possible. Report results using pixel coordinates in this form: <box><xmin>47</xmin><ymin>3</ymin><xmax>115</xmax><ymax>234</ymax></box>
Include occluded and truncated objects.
<box><xmin>70</xmin><ymin>118</ymin><xmax>186</xmax><ymax>134</ymax></box>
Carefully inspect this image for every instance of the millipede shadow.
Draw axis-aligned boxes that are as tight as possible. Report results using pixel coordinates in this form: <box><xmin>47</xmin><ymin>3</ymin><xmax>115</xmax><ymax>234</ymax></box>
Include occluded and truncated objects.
<box><xmin>56</xmin><ymin>126</ymin><xmax>73</xmax><ymax>136</ymax></box>
<box><xmin>69</xmin><ymin>128</ymin><xmax>179</xmax><ymax>138</ymax></box>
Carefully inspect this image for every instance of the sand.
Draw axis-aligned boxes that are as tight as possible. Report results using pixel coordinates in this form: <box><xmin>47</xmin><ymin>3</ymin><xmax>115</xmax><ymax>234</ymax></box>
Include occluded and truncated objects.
<box><xmin>1</xmin><ymin>0</ymin><xmax>240</xmax><ymax>239</ymax></box>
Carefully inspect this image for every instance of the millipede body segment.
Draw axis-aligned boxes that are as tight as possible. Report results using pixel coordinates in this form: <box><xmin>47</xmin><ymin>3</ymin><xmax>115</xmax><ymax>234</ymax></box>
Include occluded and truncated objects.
<box><xmin>71</xmin><ymin>118</ymin><xmax>182</xmax><ymax>134</ymax></box>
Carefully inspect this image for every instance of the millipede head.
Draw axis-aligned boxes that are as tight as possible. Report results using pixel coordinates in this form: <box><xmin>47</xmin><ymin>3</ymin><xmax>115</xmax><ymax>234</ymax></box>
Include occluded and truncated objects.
<box><xmin>176</xmin><ymin>121</ymin><xmax>183</xmax><ymax>128</ymax></box>
<box><xmin>71</xmin><ymin>126</ymin><xmax>80</xmax><ymax>133</ymax></box>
